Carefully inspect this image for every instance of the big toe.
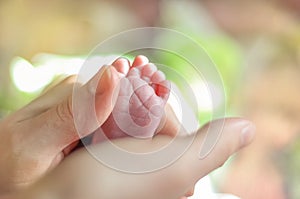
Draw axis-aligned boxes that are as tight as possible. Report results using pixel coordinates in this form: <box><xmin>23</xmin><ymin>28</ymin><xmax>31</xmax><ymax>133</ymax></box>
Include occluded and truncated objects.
<box><xmin>132</xmin><ymin>55</ymin><xmax>149</xmax><ymax>67</ymax></box>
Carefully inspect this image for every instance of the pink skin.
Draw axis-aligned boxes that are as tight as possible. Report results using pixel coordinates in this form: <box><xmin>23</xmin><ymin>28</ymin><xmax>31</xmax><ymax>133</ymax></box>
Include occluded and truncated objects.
<box><xmin>92</xmin><ymin>55</ymin><xmax>170</xmax><ymax>143</ymax></box>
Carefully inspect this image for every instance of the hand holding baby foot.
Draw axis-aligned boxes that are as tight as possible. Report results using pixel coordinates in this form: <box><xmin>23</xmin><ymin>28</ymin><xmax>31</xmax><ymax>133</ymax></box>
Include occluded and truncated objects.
<box><xmin>0</xmin><ymin>54</ymin><xmax>255</xmax><ymax>199</ymax></box>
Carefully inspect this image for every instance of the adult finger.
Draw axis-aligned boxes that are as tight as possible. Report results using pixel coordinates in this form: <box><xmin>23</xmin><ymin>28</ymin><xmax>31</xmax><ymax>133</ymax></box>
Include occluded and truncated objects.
<box><xmin>103</xmin><ymin>118</ymin><xmax>256</xmax><ymax>198</ymax></box>
<box><xmin>21</xmin><ymin>118</ymin><xmax>255</xmax><ymax>199</ymax></box>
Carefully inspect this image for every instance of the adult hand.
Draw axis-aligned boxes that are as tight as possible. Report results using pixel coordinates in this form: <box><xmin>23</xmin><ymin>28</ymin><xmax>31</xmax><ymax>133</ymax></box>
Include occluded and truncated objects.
<box><xmin>0</xmin><ymin>57</ymin><xmax>184</xmax><ymax>196</ymax></box>
<box><xmin>0</xmin><ymin>65</ymin><xmax>122</xmax><ymax>194</ymax></box>
<box><xmin>19</xmin><ymin>118</ymin><xmax>255</xmax><ymax>199</ymax></box>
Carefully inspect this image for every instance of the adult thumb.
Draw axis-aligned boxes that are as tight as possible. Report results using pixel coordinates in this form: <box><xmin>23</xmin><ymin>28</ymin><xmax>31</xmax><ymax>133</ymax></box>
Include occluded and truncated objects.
<box><xmin>25</xmin><ymin>65</ymin><xmax>121</xmax><ymax>154</ymax></box>
<box><xmin>110</xmin><ymin>118</ymin><xmax>256</xmax><ymax>199</ymax></box>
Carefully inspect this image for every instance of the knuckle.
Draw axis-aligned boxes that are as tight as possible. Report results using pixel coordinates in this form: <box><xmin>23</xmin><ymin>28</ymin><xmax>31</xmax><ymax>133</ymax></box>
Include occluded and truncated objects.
<box><xmin>217</xmin><ymin>160</ymin><xmax>226</xmax><ymax>169</ymax></box>
<box><xmin>55</xmin><ymin>98</ymin><xmax>73</xmax><ymax>123</ymax></box>
<box><xmin>218</xmin><ymin>144</ymin><xmax>237</xmax><ymax>169</ymax></box>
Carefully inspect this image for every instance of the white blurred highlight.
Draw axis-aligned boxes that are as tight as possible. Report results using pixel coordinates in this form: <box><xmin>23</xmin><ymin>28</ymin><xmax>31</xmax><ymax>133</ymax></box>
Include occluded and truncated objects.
<box><xmin>10</xmin><ymin>54</ymin><xmax>83</xmax><ymax>93</ymax></box>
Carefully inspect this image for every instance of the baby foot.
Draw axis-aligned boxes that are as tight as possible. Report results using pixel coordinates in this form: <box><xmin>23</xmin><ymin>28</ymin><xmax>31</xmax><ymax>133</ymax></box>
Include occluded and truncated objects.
<box><xmin>92</xmin><ymin>55</ymin><xmax>170</xmax><ymax>143</ymax></box>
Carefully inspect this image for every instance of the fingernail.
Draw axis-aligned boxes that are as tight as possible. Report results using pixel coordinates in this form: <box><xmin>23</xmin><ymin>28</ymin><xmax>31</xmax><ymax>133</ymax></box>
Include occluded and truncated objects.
<box><xmin>88</xmin><ymin>65</ymin><xmax>123</xmax><ymax>97</ymax></box>
<box><xmin>103</xmin><ymin>65</ymin><xmax>112</xmax><ymax>80</ymax></box>
<box><xmin>240</xmin><ymin>121</ymin><xmax>256</xmax><ymax>147</ymax></box>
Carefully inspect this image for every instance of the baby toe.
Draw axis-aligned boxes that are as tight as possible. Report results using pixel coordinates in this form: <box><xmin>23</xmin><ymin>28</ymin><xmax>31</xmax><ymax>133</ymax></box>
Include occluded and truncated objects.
<box><xmin>151</xmin><ymin>70</ymin><xmax>166</xmax><ymax>83</ymax></box>
<box><xmin>132</xmin><ymin>55</ymin><xmax>149</xmax><ymax>67</ymax></box>
<box><xmin>152</xmin><ymin>80</ymin><xmax>171</xmax><ymax>102</ymax></box>
<box><xmin>127</xmin><ymin>67</ymin><xmax>141</xmax><ymax>78</ymax></box>
<box><xmin>141</xmin><ymin>63</ymin><xmax>157</xmax><ymax>82</ymax></box>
